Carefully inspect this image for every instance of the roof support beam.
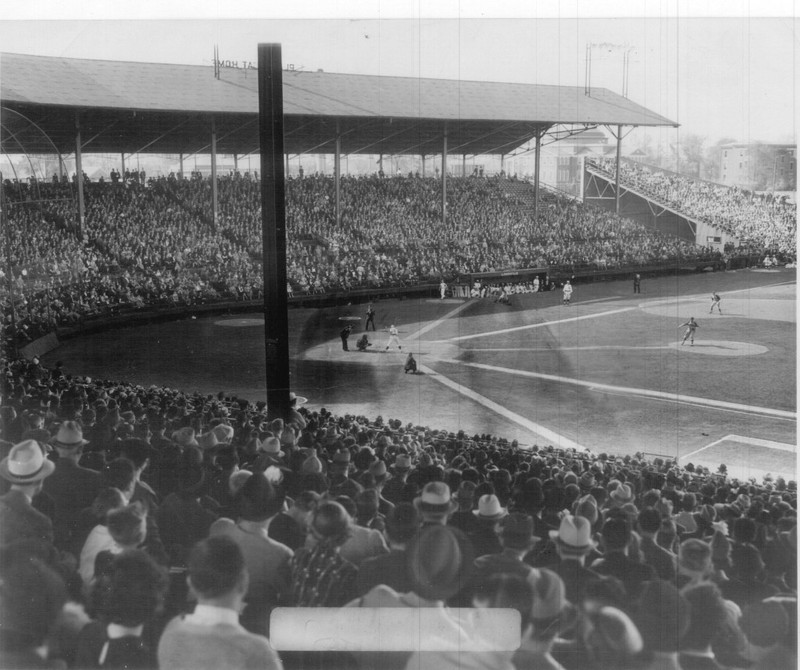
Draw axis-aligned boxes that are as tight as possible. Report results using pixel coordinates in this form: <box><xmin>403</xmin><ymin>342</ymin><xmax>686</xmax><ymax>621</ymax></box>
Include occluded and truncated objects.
<box><xmin>442</xmin><ymin>123</ymin><xmax>448</xmax><ymax>227</ymax></box>
<box><xmin>334</xmin><ymin>119</ymin><xmax>341</xmax><ymax>226</ymax></box>
<box><xmin>210</xmin><ymin>117</ymin><xmax>218</xmax><ymax>226</ymax></box>
<box><xmin>605</xmin><ymin>124</ymin><xmax>636</xmax><ymax>214</ymax></box>
<box><xmin>74</xmin><ymin>111</ymin><xmax>85</xmax><ymax>241</ymax></box>
<box><xmin>533</xmin><ymin>127</ymin><xmax>544</xmax><ymax>219</ymax></box>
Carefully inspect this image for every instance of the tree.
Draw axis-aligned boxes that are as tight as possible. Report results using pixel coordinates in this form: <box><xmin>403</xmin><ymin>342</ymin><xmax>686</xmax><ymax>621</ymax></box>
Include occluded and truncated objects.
<box><xmin>678</xmin><ymin>134</ymin><xmax>707</xmax><ymax>178</ymax></box>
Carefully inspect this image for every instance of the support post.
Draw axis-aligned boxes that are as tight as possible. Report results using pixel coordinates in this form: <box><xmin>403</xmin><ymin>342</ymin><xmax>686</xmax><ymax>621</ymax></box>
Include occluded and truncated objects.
<box><xmin>614</xmin><ymin>124</ymin><xmax>622</xmax><ymax>214</ymax></box>
<box><xmin>0</xmin><ymin>171</ymin><xmax>18</xmax><ymax>357</ymax></box>
<box><xmin>121</xmin><ymin>153</ymin><xmax>126</xmax><ymax>181</ymax></box>
<box><xmin>179</xmin><ymin>152</ymin><xmax>184</xmax><ymax>179</ymax></box>
<box><xmin>421</xmin><ymin>154</ymin><xmax>425</xmax><ymax>177</ymax></box>
<box><xmin>442</xmin><ymin>125</ymin><xmax>448</xmax><ymax>226</ymax></box>
<box><xmin>234</xmin><ymin>153</ymin><xmax>239</xmax><ymax>172</ymax></box>
<box><xmin>334</xmin><ymin>121</ymin><xmax>341</xmax><ymax>226</ymax></box>
<box><xmin>210</xmin><ymin>118</ymin><xmax>218</xmax><ymax>225</ymax></box>
<box><xmin>462</xmin><ymin>154</ymin><xmax>466</xmax><ymax>177</ymax></box>
<box><xmin>534</xmin><ymin>129</ymin><xmax>542</xmax><ymax>219</ymax></box>
<box><xmin>258</xmin><ymin>43</ymin><xmax>291</xmax><ymax>421</ymax></box>
<box><xmin>74</xmin><ymin>112</ymin><xmax>85</xmax><ymax>241</ymax></box>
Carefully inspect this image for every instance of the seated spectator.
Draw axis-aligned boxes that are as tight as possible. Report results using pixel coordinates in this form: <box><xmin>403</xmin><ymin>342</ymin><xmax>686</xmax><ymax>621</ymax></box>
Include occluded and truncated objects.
<box><xmin>75</xmin><ymin>549</ymin><xmax>168</xmax><ymax>669</ymax></box>
<box><xmin>290</xmin><ymin>500</ymin><xmax>358</xmax><ymax>607</ymax></box>
<box><xmin>209</xmin><ymin>472</ymin><xmax>293</xmax><ymax>635</ymax></box>
<box><xmin>78</xmin><ymin>488</ymin><xmax>127</xmax><ymax>587</ymax></box>
<box><xmin>268</xmin><ymin>490</ymin><xmax>319</xmax><ymax>552</ymax></box>
<box><xmin>0</xmin><ymin>553</ymin><xmax>68</xmax><ymax>669</ymax></box>
<box><xmin>355</xmin><ymin>502</ymin><xmax>420</xmax><ymax>596</ymax></box>
<box><xmin>157</xmin><ymin>535</ymin><xmax>283</xmax><ymax>670</ymax></box>
<box><xmin>336</xmin><ymin>494</ymin><xmax>389</xmax><ymax>566</ymax></box>
<box><xmin>634</xmin><ymin>580</ymin><xmax>691</xmax><ymax>670</ymax></box>
<box><xmin>679</xmin><ymin>582</ymin><xmax>731</xmax><ymax>670</ymax></box>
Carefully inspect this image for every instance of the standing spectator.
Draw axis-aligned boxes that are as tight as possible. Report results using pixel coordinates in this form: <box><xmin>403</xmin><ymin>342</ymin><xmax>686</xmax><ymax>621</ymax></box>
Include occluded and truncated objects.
<box><xmin>0</xmin><ymin>439</ymin><xmax>55</xmax><ymax>545</ymax></box>
<box><xmin>42</xmin><ymin>421</ymin><xmax>102</xmax><ymax>551</ymax></box>
<box><xmin>157</xmin><ymin>535</ymin><xmax>283</xmax><ymax>670</ymax></box>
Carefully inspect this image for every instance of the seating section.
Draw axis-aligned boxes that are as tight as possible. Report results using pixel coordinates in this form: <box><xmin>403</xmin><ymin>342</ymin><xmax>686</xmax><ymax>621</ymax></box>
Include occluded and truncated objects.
<box><xmin>3</xmin><ymin>173</ymin><xmax>725</xmax><ymax>347</ymax></box>
<box><xmin>592</xmin><ymin>158</ymin><xmax>797</xmax><ymax>254</ymax></box>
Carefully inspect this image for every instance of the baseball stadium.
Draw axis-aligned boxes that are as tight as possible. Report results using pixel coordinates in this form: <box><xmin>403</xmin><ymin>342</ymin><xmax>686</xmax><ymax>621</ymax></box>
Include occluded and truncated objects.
<box><xmin>0</xmin><ymin>42</ymin><xmax>797</xmax><ymax>670</ymax></box>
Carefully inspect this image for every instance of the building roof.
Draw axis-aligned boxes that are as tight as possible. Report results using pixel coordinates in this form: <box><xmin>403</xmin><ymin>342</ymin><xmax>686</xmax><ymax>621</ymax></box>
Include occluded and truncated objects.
<box><xmin>1</xmin><ymin>52</ymin><xmax>677</xmax><ymax>156</ymax></box>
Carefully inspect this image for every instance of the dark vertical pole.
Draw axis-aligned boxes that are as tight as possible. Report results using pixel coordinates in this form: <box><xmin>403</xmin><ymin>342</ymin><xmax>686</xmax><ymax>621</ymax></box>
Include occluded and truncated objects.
<box><xmin>442</xmin><ymin>124</ymin><xmax>448</xmax><ymax>226</ymax></box>
<box><xmin>334</xmin><ymin>121</ymin><xmax>341</xmax><ymax>226</ymax></box>
<box><xmin>74</xmin><ymin>112</ymin><xmax>85</xmax><ymax>241</ymax></box>
<box><xmin>615</xmin><ymin>124</ymin><xmax>622</xmax><ymax>214</ymax></box>
<box><xmin>0</xmin><ymin>172</ymin><xmax>18</xmax><ymax>357</ymax></box>
<box><xmin>534</xmin><ymin>129</ymin><xmax>542</xmax><ymax>219</ymax></box>
<box><xmin>258</xmin><ymin>44</ymin><xmax>290</xmax><ymax>421</ymax></box>
<box><xmin>210</xmin><ymin>117</ymin><xmax>218</xmax><ymax>225</ymax></box>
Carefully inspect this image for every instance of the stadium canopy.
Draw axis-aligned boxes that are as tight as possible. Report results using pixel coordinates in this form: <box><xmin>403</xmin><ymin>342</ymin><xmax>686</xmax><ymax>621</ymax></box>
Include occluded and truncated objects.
<box><xmin>1</xmin><ymin>52</ymin><xmax>677</xmax><ymax>158</ymax></box>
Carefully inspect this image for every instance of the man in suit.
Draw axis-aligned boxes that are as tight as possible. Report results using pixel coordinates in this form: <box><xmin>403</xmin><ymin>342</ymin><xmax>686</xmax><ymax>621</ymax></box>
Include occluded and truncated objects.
<box><xmin>638</xmin><ymin>507</ymin><xmax>676</xmax><ymax>581</ymax></box>
<box><xmin>42</xmin><ymin>421</ymin><xmax>103</xmax><ymax>551</ymax></box>
<box><xmin>0</xmin><ymin>439</ymin><xmax>56</xmax><ymax>545</ymax></box>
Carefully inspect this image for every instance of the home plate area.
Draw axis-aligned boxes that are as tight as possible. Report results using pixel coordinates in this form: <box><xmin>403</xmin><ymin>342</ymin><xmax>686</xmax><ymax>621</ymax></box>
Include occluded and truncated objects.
<box><xmin>681</xmin><ymin>435</ymin><xmax>797</xmax><ymax>481</ymax></box>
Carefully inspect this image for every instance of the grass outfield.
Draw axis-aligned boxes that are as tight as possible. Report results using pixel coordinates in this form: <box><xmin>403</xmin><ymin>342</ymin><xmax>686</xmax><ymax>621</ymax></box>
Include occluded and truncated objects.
<box><xmin>44</xmin><ymin>266</ymin><xmax>797</xmax><ymax>479</ymax></box>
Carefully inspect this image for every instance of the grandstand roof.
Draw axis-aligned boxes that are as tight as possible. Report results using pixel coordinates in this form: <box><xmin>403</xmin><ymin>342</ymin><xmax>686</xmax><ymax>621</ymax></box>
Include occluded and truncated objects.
<box><xmin>1</xmin><ymin>52</ymin><xmax>677</xmax><ymax>157</ymax></box>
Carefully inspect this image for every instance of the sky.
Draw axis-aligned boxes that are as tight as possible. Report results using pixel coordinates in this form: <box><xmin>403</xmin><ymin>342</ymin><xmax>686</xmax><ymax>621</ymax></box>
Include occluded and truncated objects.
<box><xmin>0</xmin><ymin>1</ymin><xmax>797</xmax><ymax>147</ymax></box>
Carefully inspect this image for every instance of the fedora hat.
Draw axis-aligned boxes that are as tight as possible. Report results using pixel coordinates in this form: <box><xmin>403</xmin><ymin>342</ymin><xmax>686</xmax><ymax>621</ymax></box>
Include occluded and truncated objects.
<box><xmin>211</xmin><ymin>424</ymin><xmax>235</xmax><ymax>444</ymax></box>
<box><xmin>473</xmin><ymin>494</ymin><xmax>508</xmax><ymax>520</ymax></box>
<box><xmin>501</xmin><ymin>513</ymin><xmax>538</xmax><ymax>549</ymax></box>
<box><xmin>610</xmin><ymin>483</ymin><xmax>634</xmax><ymax>505</ymax></box>
<box><xmin>171</xmin><ymin>427</ymin><xmax>199</xmax><ymax>448</ymax></box>
<box><xmin>393</xmin><ymin>454</ymin><xmax>412</xmax><ymax>471</ymax></box>
<box><xmin>0</xmin><ymin>440</ymin><xmax>55</xmax><ymax>484</ymax></box>
<box><xmin>406</xmin><ymin>525</ymin><xmax>472</xmax><ymax>601</ymax></box>
<box><xmin>261</xmin><ymin>437</ymin><xmax>282</xmax><ymax>455</ymax></box>
<box><xmin>549</xmin><ymin>514</ymin><xmax>595</xmax><ymax>555</ymax></box>
<box><xmin>414</xmin><ymin>481</ymin><xmax>458</xmax><ymax>516</ymax></box>
<box><xmin>529</xmin><ymin>568</ymin><xmax>567</xmax><ymax>619</ymax></box>
<box><xmin>196</xmin><ymin>431</ymin><xmax>221</xmax><ymax>450</ymax></box>
<box><xmin>368</xmin><ymin>460</ymin><xmax>387</xmax><ymax>478</ymax></box>
<box><xmin>289</xmin><ymin>392</ymin><xmax>308</xmax><ymax>406</ymax></box>
<box><xmin>50</xmin><ymin>421</ymin><xmax>89</xmax><ymax>450</ymax></box>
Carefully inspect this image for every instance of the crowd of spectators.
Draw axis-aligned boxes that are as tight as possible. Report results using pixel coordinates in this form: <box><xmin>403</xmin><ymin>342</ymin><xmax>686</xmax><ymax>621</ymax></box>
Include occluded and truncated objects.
<box><xmin>0</xmin><ymin>356</ymin><xmax>796</xmax><ymax>669</ymax></box>
<box><xmin>3</xmin><ymin>172</ymin><xmax>728</xmax><ymax>351</ymax></box>
<box><xmin>592</xmin><ymin>159</ymin><xmax>797</xmax><ymax>256</ymax></box>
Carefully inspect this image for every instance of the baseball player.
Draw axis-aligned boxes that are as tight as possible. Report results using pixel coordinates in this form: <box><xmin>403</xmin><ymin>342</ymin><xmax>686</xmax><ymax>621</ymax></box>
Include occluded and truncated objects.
<box><xmin>679</xmin><ymin>317</ymin><xmax>699</xmax><ymax>346</ymax></box>
<box><xmin>385</xmin><ymin>324</ymin><xmax>402</xmax><ymax>352</ymax></box>
<box><xmin>562</xmin><ymin>281</ymin><xmax>573</xmax><ymax>305</ymax></box>
<box><xmin>710</xmin><ymin>292</ymin><xmax>722</xmax><ymax>314</ymax></box>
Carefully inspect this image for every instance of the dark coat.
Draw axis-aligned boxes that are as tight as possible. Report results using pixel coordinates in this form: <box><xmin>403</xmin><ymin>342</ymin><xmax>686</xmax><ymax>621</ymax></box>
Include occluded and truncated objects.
<box><xmin>0</xmin><ymin>489</ymin><xmax>54</xmax><ymax>545</ymax></box>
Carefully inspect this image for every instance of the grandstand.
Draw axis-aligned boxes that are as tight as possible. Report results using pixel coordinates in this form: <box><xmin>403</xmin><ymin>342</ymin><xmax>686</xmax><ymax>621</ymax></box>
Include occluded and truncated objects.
<box><xmin>0</xmin><ymin>52</ymin><xmax>796</xmax><ymax>670</ymax></box>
